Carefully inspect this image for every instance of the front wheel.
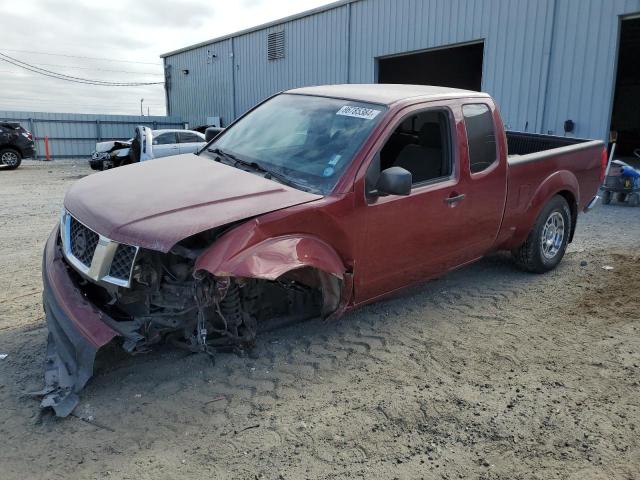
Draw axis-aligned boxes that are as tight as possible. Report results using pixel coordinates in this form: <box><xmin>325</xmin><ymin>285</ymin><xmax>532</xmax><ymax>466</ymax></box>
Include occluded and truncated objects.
<box><xmin>512</xmin><ymin>195</ymin><xmax>572</xmax><ymax>273</ymax></box>
<box><xmin>0</xmin><ymin>148</ymin><xmax>22</xmax><ymax>170</ymax></box>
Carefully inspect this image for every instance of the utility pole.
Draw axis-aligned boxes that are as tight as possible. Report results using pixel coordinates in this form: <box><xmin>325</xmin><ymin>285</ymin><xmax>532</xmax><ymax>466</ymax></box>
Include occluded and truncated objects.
<box><xmin>140</xmin><ymin>98</ymin><xmax>144</xmax><ymax>116</ymax></box>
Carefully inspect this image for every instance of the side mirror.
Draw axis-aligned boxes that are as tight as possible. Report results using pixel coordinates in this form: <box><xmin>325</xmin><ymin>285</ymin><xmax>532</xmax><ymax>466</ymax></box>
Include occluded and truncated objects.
<box><xmin>376</xmin><ymin>166</ymin><xmax>412</xmax><ymax>196</ymax></box>
<box><xmin>205</xmin><ymin>127</ymin><xmax>224</xmax><ymax>142</ymax></box>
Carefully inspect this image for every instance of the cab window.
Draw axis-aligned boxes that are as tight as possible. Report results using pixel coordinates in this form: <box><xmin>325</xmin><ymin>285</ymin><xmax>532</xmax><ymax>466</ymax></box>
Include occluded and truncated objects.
<box><xmin>367</xmin><ymin>109</ymin><xmax>452</xmax><ymax>193</ymax></box>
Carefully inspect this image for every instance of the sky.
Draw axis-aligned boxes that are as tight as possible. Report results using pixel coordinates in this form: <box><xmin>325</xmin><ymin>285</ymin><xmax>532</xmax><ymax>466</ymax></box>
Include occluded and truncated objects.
<box><xmin>0</xmin><ymin>0</ymin><xmax>333</xmax><ymax>116</ymax></box>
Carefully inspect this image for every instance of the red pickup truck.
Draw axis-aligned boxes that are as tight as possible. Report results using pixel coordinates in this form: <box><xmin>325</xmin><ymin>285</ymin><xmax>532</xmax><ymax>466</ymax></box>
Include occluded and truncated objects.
<box><xmin>40</xmin><ymin>84</ymin><xmax>605</xmax><ymax>415</ymax></box>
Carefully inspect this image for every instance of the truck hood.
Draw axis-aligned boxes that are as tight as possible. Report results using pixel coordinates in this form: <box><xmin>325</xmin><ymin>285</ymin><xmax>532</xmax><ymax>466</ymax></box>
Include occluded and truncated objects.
<box><xmin>64</xmin><ymin>154</ymin><xmax>322</xmax><ymax>252</ymax></box>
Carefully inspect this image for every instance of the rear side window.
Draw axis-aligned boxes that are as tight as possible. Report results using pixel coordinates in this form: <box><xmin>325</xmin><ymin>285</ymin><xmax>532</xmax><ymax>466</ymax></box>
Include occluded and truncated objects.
<box><xmin>462</xmin><ymin>104</ymin><xmax>497</xmax><ymax>173</ymax></box>
<box><xmin>153</xmin><ymin>132</ymin><xmax>177</xmax><ymax>145</ymax></box>
<box><xmin>178</xmin><ymin>132</ymin><xmax>201</xmax><ymax>143</ymax></box>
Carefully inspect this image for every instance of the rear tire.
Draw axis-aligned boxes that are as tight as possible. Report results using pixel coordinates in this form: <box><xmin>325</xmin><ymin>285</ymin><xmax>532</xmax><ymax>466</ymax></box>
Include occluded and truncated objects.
<box><xmin>512</xmin><ymin>195</ymin><xmax>572</xmax><ymax>273</ymax></box>
<box><xmin>0</xmin><ymin>148</ymin><xmax>22</xmax><ymax>170</ymax></box>
<box><xmin>616</xmin><ymin>192</ymin><xmax>627</xmax><ymax>203</ymax></box>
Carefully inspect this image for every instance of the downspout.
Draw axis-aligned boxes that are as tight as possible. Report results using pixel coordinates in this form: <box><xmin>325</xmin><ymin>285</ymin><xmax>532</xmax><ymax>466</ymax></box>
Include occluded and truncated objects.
<box><xmin>231</xmin><ymin>36</ymin><xmax>237</xmax><ymax>122</ymax></box>
<box><xmin>538</xmin><ymin>0</ymin><xmax>557</xmax><ymax>134</ymax></box>
<box><xmin>346</xmin><ymin>1</ymin><xmax>352</xmax><ymax>83</ymax></box>
<box><xmin>163</xmin><ymin>57</ymin><xmax>171</xmax><ymax>116</ymax></box>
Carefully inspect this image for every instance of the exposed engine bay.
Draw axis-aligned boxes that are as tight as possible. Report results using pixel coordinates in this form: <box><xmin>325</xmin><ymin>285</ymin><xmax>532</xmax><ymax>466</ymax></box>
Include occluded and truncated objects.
<box><xmin>65</xmin><ymin>230</ymin><xmax>326</xmax><ymax>356</ymax></box>
<box><xmin>89</xmin><ymin>140</ymin><xmax>132</xmax><ymax>170</ymax></box>
<box><xmin>39</xmin><ymin>223</ymin><xmax>337</xmax><ymax>416</ymax></box>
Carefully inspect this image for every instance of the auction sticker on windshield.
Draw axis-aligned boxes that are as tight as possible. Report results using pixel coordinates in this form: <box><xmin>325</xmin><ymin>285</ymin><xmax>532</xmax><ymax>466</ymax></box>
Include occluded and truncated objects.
<box><xmin>336</xmin><ymin>105</ymin><xmax>381</xmax><ymax>120</ymax></box>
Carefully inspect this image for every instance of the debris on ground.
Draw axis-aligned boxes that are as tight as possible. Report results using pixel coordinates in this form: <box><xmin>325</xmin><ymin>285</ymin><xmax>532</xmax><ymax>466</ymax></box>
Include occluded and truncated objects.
<box><xmin>0</xmin><ymin>161</ymin><xmax>638</xmax><ymax>479</ymax></box>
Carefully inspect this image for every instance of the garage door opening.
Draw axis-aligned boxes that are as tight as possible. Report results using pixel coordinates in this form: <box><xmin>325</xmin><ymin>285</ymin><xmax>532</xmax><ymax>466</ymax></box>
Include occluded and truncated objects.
<box><xmin>377</xmin><ymin>42</ymin><xmax>484</xmax><ymax>91</ymax></box>
<box><xmin>610</xmin><ymin>17</ymin><xmax>640</xmax><ymax>158</ymax></box>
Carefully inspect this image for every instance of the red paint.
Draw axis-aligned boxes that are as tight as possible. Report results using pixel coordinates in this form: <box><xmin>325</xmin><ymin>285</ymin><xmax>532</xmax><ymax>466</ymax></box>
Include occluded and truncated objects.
<box><xmin>44</xmin><ymin>227</ymin><xmax>117</xmax><ymax>348</ymax></box>
<box><xmin>194</xmin><ymin>87</ymin><xmax>603</xmax><ymax>309</ymax></box>
<box><xmin>64</xmin><ymin>155</ymin><xmax>320</xmax><ymax>252</ymax></box>
<box><xmin>59</xmin><ymin>85</ymin><xmax>604</xmax><ymax>326</ymax></box>
<box><xmin>196</xmin><ymin>233</ymin><xmax>346</xmax><ymax>281</ymax></box>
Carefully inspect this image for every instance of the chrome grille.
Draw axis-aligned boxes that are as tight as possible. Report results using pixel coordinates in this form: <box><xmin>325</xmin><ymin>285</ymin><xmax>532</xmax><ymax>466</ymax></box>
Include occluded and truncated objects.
<box><xmin>108</xmin><ymin>244</ymin><xmax>137</xmax><ymax>281</ymax></box>
<box><xmin>60</xmin><ymin>210</ymin><xmax>139</xmax><ymax>288</ymax></box>
<box><xmin>69</xmin><ymin>217</ymin><xmax>99</xmax><ymax>267</ymax></box>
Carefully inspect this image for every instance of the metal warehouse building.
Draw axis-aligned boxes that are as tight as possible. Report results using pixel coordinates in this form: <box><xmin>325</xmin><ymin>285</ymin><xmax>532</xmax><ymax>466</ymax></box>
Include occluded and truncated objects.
<box><xmin>161</xmin><ymin>0</ymin><xmax>640</xmax><ymax>155</ymax></box>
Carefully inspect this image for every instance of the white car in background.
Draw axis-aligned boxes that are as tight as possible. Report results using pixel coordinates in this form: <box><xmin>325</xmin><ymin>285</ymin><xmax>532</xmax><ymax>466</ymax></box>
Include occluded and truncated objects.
<box><xmin>90</xmin><ymin>127</ymin><xmax>206</xmax><ymax>170</ymax></box>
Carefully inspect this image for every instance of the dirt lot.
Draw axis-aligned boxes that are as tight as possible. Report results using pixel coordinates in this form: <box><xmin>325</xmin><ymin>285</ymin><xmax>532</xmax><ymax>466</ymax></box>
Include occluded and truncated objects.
<box><xmin>1</xmin><ymin>160</ymin><xmax>639</xmax><ymax>480</ymax></box>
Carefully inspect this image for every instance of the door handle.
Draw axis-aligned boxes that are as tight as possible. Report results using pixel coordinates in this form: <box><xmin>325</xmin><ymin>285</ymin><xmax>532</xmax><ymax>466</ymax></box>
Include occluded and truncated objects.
<box><xmin>445</xmin><ymin>193</ymin><xmax>466</xmax><ymax>205</ymax></box>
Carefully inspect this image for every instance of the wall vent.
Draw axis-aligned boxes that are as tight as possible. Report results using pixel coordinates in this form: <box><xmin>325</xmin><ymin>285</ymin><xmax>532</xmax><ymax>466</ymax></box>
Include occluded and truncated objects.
<box><xmin>267</xmin><ymin>31</ymin><xmax>285</xmax><ymax>61</ymax></box>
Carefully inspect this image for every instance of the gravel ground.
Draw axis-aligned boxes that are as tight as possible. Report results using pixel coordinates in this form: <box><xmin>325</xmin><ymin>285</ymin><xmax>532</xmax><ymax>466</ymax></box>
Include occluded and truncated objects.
<box><xmin>0</xmin><ymin>160</ymin><xmax>639</xmax><ymax>480</ymax></box>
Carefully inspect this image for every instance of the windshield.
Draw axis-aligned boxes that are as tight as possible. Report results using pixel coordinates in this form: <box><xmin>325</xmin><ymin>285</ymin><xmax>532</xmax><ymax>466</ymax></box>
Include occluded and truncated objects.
<box><xmin>207</xmin><ymin>94</ymin><xmax>386</xmax><ymax>194</ymax></box>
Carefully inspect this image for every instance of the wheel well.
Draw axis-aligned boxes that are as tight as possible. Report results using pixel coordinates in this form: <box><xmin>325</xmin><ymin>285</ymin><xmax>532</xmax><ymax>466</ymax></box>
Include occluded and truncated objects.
<box><xmin>556</xmin><ymin>190</ymin><xmax>577</xmax><ymax>242</ymax></box>
<box><xmin>0</xmin><ymin>146</ymin><xmax>21</xmax><ymax>157</ymax></box>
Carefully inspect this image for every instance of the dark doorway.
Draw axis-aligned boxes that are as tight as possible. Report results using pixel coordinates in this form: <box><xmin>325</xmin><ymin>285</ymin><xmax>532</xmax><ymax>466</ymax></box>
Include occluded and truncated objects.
<box><xmin>377</xmin><ymin>42</ymin><xmax>484</xmax><ymax>91</ymax></box>
<box><xmin>610</xmin><ymin>17</ymin><xmax>640</xmax><ymax>158</ymax></box>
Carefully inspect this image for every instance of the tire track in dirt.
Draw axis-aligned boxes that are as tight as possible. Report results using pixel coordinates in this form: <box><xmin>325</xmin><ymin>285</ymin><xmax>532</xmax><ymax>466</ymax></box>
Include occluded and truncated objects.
<box><xmin>2</xmin><ymin>161</ymin><xmax>640</xmax><ymax>479</ymax></box>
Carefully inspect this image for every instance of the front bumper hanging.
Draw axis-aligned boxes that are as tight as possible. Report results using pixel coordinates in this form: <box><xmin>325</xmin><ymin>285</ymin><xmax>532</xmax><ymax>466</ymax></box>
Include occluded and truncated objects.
<box><xmin>36</xmin><ymin>228</ymin><xmax>118</xmax><ymax>416</ymax></box>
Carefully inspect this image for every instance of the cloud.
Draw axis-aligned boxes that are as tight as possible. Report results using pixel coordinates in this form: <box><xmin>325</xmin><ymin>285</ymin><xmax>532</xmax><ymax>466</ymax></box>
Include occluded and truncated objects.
<box><xmin>0</xmin><ymin>0</ymin><xmax>332</xmax><ymax>115</ymax></box>
<box><xmin>240</xmin><ymin>0</ymin><xmax>264</xmax><ymax>7</ymax></box>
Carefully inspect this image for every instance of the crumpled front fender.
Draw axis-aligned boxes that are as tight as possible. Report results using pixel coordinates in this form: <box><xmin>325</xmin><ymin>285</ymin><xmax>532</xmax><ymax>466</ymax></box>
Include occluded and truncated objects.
<box><xmin>194</xmin><ymin>223</ymin><xmax>352</xmax><ymax>317</ymax></box>
<box><xmin>196</xmin><ymin>234</ymin><xmax>347</xmax><ymax>281</ymax></box>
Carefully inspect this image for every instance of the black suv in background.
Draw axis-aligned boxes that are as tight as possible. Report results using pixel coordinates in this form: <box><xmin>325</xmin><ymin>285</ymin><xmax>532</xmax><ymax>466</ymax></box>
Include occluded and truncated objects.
<box><xmin>0</xmin><ymin>122</ymin><xmax>35</xmax><ymax>169</ymax></box>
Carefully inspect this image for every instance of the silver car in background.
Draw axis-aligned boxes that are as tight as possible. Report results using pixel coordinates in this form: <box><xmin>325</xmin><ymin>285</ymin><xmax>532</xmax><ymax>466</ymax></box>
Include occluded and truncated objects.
<box><xmin>89</xmin><ymin>127</ymin><xmax>206</xmax><ymax>170</ymax></box>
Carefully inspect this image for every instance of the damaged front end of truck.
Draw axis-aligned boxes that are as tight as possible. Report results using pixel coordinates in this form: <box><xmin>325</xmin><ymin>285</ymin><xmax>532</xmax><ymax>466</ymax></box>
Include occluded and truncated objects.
<box><xmin>39</xmin><ymin>208</ymin><xmax>349</xmax><ymax>417</ymax></box>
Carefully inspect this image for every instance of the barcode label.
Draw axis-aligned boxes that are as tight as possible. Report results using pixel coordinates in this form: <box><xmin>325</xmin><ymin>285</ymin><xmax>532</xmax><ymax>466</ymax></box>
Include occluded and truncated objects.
<box><xmin>336</xmin><ymin>106</ymin><xmax>381</xmax><ymax>120</ymax></box>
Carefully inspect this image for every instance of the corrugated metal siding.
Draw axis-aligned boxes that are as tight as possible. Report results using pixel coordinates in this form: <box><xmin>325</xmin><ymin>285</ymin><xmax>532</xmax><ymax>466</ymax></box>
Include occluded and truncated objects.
<box><xmin>348</xmin><ymin>0</ymin><xmax>555</xmax><ymax>133</ymax></box>
<box><xmin>164</xmin><ymin>3</ymin><xmax>351</xmax><ymax>126</ymax></box>
<box><xmin>542</xmin><ymin>0</ymin><xmax>640</xmax><ymax>140</ymax></box>
<box><xmin>166</xmin><ymin>39</ymin><xmax>235</xmax><ymax>127</ymax></box>
<box><xmin>164</xmin><ymin>0</ymin><xmax>640</xmax><ymax>141</ymax></box>
<box><xmin>233</xmin><ymin>5</ymin><xmax>350</xmax><ymax>117</ymax></box>
<box><xmin>0</xmin><ymin>111</ymin><xmax>184</xmax><ymax>159</ymax></box>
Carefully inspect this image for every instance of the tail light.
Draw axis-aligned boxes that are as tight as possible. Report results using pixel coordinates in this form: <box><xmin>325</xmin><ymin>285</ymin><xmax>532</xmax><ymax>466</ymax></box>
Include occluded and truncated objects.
<box><xmin>600</xmin><ymin>148</ymin><xmax>608</xmax><ymax>183</ymax></box>
<box><xmin>21</xmin><ymin>131</ymin><xmax>33</xmax><ymax>141</ymax></box>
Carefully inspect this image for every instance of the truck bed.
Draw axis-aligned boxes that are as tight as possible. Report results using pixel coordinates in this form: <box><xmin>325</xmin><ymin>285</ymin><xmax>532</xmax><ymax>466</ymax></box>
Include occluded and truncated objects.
<box><xmin>495</xmin><ymin>131</ymin><xmax>605</xmax><ymax>250</ymax></box>
<box><xmin>506</xmin><ymin>131</ymin><xmax>594</xmax><ymax>157</ymax></box>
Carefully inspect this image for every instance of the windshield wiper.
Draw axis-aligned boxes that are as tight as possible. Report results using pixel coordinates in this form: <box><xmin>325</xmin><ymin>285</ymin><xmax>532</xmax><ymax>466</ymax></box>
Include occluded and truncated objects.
<box><xmin>208</xmin><ymin>147</ymin><xmax>306</xmax><ymax>190</ymax></box>
<box><xmin>238</xmin><ymin>159</ymin><xmax>300</xmax><ymax>189</ymax></box>
<box><xmin>207</xmin><ymin>147</ymin><xmax>238</xmax><ymax>164</ymax></box>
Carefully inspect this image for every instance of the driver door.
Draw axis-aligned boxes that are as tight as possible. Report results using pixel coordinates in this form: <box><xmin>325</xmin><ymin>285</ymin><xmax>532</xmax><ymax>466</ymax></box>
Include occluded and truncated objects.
<box><xmin>356</xmin><ymin>104</ymin><xmax>468</xmax><ymax>302</ymax></box>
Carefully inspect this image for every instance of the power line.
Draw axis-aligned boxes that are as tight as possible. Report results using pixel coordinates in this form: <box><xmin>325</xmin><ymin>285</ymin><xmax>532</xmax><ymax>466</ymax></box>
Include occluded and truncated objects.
<box><xmin>0</xmin><ymin>53</ymin><xmax>164</xmax><ymax>85</ymax></box>
<box><xmin>0</xmin><ymin>96</ymin><xmax>165</xmax><ymax>106</ymax></box>
<box><xmin>0</xmin><ymin>100</ymin><xmax>165</xmax><ymax>108</ymax></box>
<box><xmin>0</xmin><ymin>52</ymin><xmax>164</xmax><ymax>86</ymax></box>
<box><xmin>30</xmin><ymin>62</ymin><xmax>164</xmax><ymax>76</ymax></box>
<box><xmin>0</xmin><ymin>48</ymin><xmax>162</xmax><ymax>65</ymax></box>
<box><xmin>0</xmin><ymin>67</ymin><xmax>162</xmax><ymax>78</ymax></box>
